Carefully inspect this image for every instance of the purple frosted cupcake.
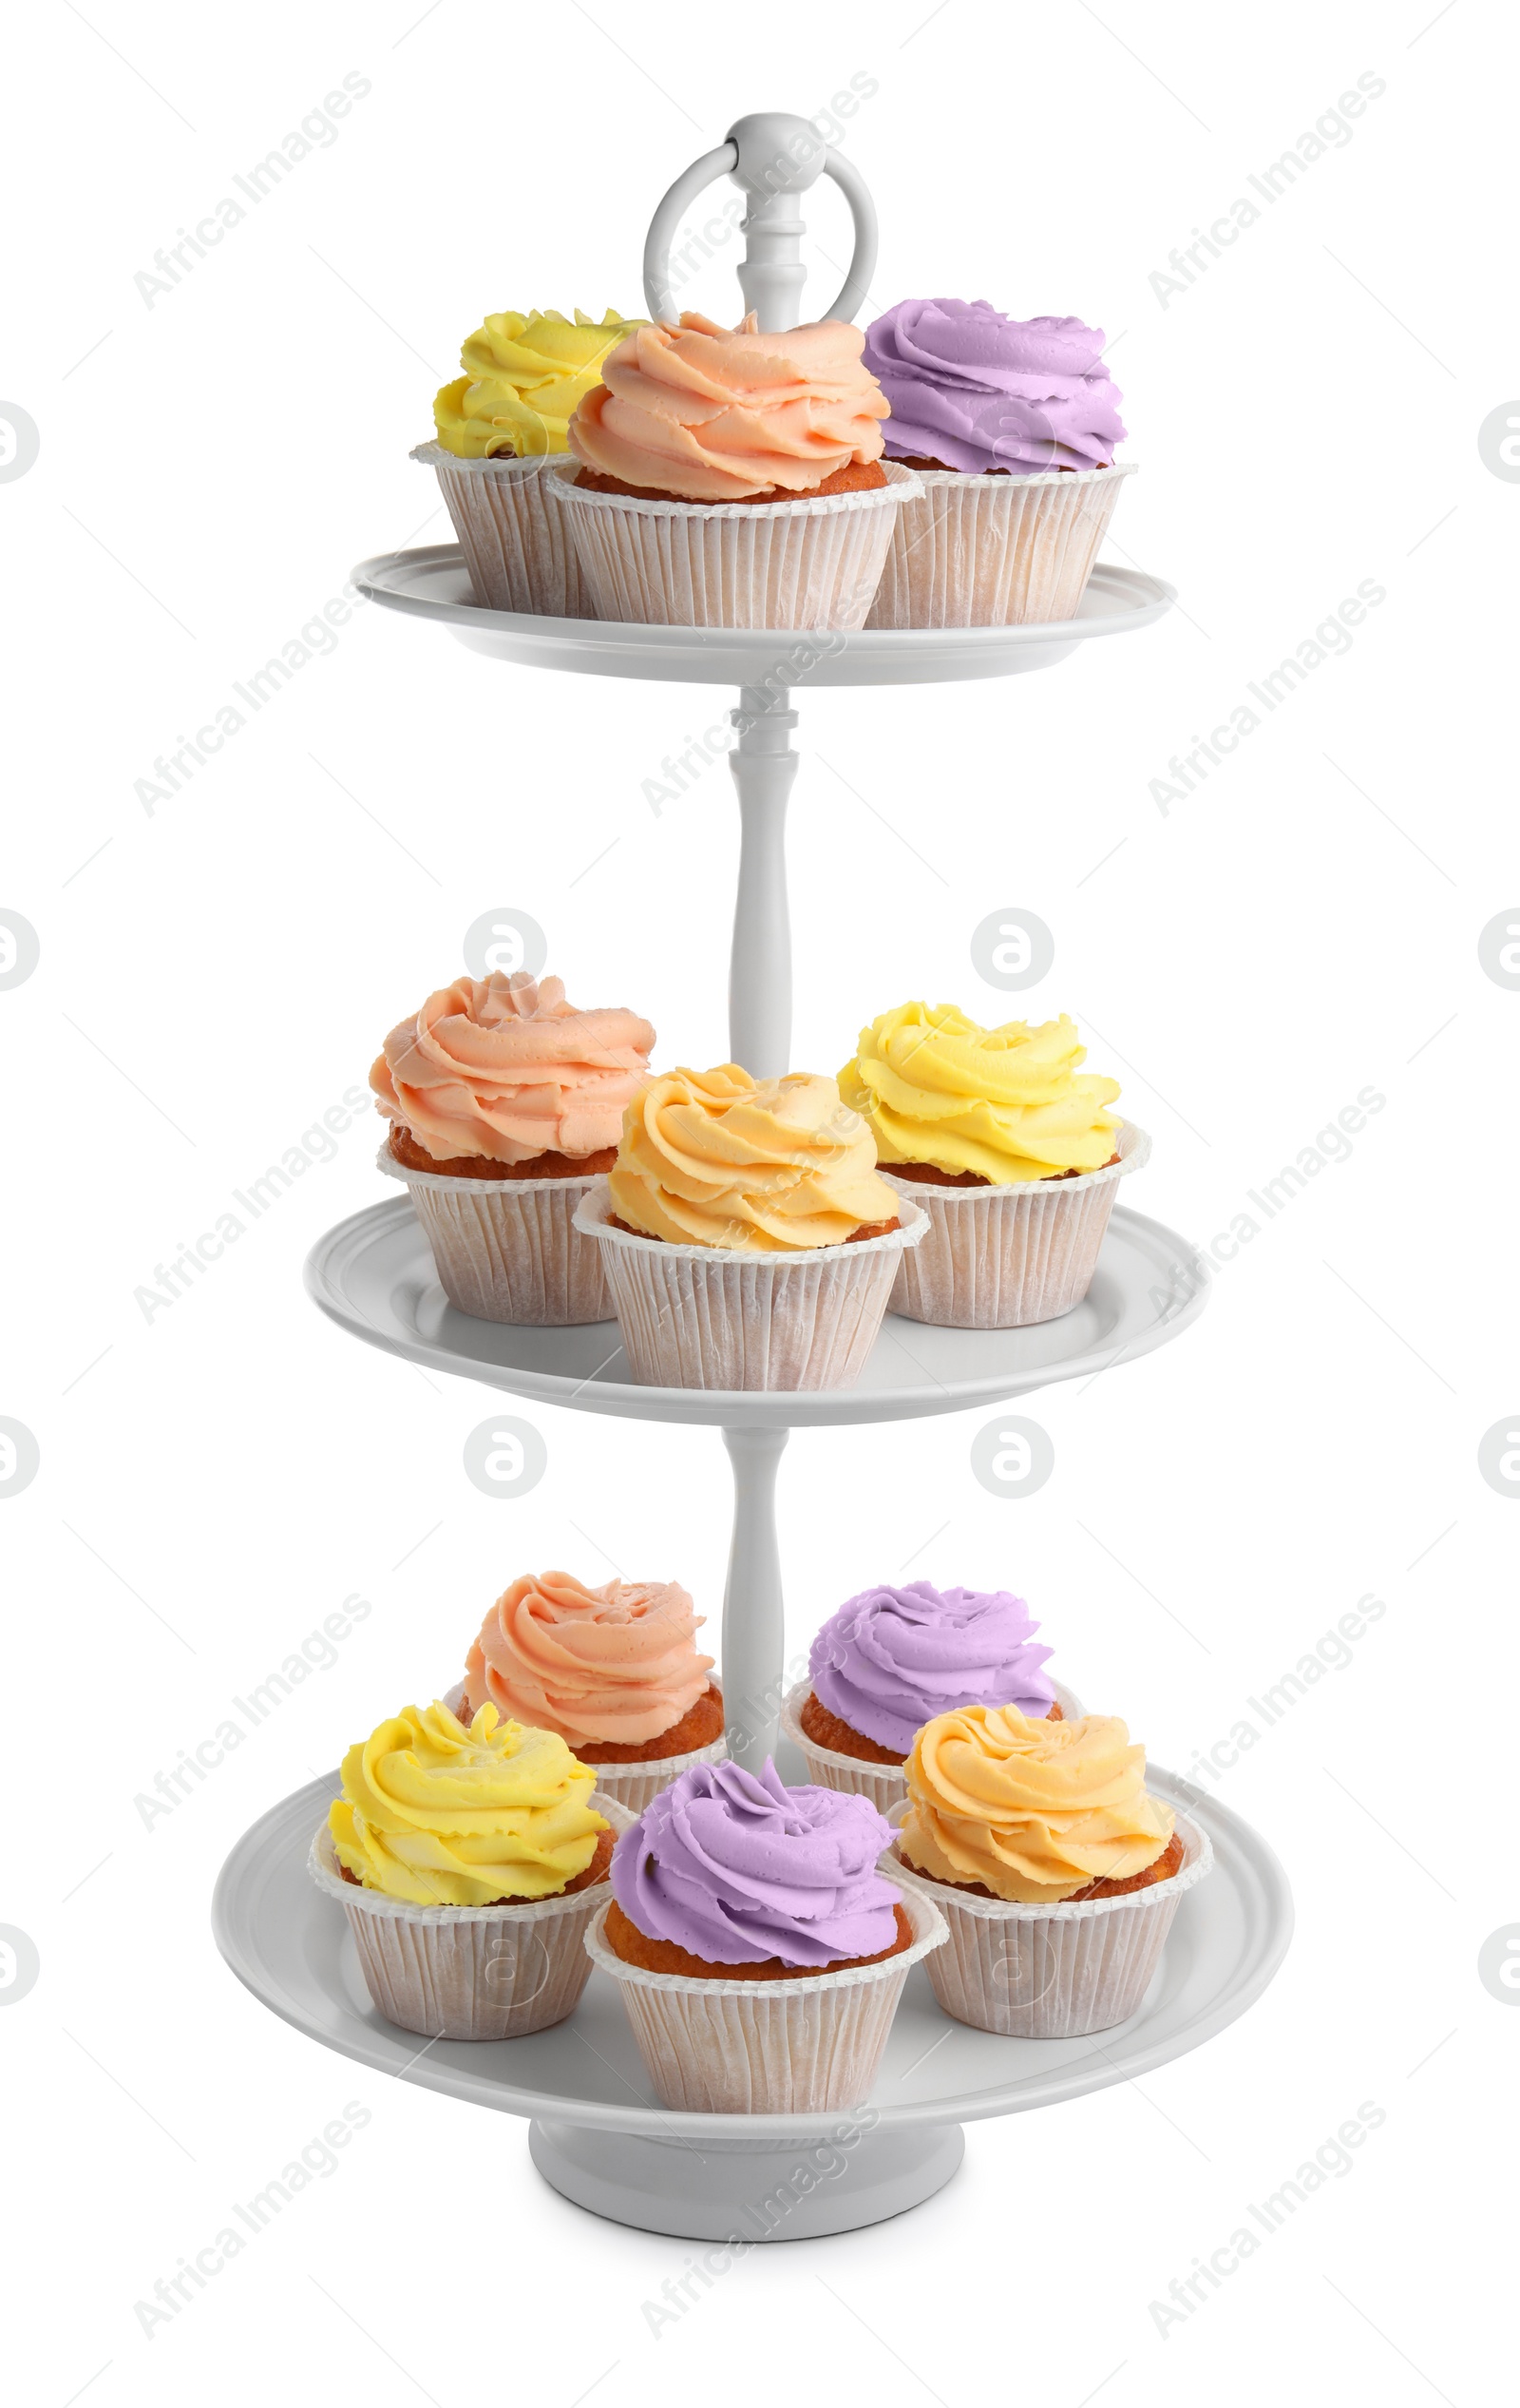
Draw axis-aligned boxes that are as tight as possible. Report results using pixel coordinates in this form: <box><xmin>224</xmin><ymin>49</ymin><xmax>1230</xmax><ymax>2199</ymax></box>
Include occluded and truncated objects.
<box><xmin>585</xmin><ymin>1759</ymin><xmax>946</xmax><ymax>2112</ymax></box>
<box><xmin>784</xmin><ymin>1579</ymin><xmax>1074</xmax><ymax>1809</ymax></box>
<box><xmin>862</xmin><ymin>297</ymin><xmax>1134</xmax><ymax>625</ymax></box>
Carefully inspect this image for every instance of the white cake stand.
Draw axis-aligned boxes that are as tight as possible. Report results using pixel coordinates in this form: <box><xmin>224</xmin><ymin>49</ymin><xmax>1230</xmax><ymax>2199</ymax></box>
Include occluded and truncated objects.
<box><xmin>215</xmin><ymin>110</ymin><xmax>1283</xmax><ymax>2238</ymax></box>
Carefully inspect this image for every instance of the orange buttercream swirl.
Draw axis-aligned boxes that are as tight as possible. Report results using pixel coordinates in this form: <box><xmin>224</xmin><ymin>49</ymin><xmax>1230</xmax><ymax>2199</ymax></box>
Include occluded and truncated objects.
<box><xmin>566</xmin><ymin>311</ymin><xmax>888</xmax><ymax>501</ymax></box>
<box><xmin>370</xmin><ymin>971</ymin><xmax>655</xmax><ymax>1166</ymax></box>
<box><xmin>608</xmin><ymin>1063</ymin><xmax>900</xmax><ymax>1251</ymax></box>
<box><xmin>464</xmin><ymin>1569</ymin><xmax>714</xmax><ymax>1749</ymax></box>
<box><xmin>902</xmin><ymin>1704</ymin><xmax>1175</xmax><ymax>1904</ymax></box>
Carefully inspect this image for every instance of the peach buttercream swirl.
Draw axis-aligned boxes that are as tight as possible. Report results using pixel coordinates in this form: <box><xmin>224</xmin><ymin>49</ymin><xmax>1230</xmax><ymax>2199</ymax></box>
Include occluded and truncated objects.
<box><xmin>608</xmin><ymin>1063</ymin><xmax>899</xmax><ymax>1250</ymax></box>
<box><xmin>370</xmin><ymin>971</ymin><xmax>655</xmax><ymax>1165</ymax></box>
<box><xmin>465</xmin><ymin>1569</ymin><xmax>714</xmax><ymax>1749</ymax></box>
<box><xmin>566</xmin><ymin>311</ymin><xmax>888</xmax><ymax>500</ymax></box>
<box><xmin>901</xmin><ymin>1704</ymin><xmax>1174</xmax><ymax>1904</ymax></box>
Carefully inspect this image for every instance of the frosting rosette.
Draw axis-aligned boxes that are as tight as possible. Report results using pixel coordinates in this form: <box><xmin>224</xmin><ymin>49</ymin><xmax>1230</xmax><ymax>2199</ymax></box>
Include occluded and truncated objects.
<box><xmin>371</xmin><ymin>971</ymin><xmax>655</xmax><ymax>1166</ymax></box>
<box><xmin>611</xmin><ymin>1757</ymin><xmax>900</xmax><ymax>1967</ymax></box>
<box><xmin>465</xmin><ymin>1569</ymin><xmax>714</xmax><ymax>1749</ymax></box>
<box><xmin>839</xmin><ymin>1003</ymin><xmax>1121</xmax><ymax>1182</ymax></box>
<box><xmin>566</xmin><ymin>311</ymin><xmax>888</xmax><ymax>501</ymax></box>
<box><xmin>809</xmin><ymin>1579</ymin><xmax>1055</xmax><ymax>1755</ymax></box>
<box><xmin>902</xmin><ymin>1705</ymin><xmax>1174</xmax><ymax>1905</ymax></box>
<box><xmin>328</xmin><ymin>1700</ymin><xmax>606</xmax><ymax>1906</ymax></box>
<box><xmin>432</xmin><ymin>308</ymin><xmax>645</xmax><ymax>458</ymax></box>
<box><xmin>864</xmin><ymin>298</ymin><xmax>1125</xmax><ymax>475</ymax></box>
<box><xmin>607</xmin><ymin>1062</ymin><xmax>898</xmax><ymax>1250</ymax></box>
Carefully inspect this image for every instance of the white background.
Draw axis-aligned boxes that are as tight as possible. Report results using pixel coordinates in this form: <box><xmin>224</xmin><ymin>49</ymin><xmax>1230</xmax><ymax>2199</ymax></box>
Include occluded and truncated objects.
<box><xmin>3</xmin><ymin>1</ymin><xmax>1514</xmax><ymax>2400</ymax></box>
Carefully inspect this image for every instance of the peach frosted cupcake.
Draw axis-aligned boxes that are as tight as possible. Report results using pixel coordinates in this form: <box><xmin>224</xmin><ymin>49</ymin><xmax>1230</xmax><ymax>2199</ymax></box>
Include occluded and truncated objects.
<box><xmin>455</xmin><ymin>1568</ymin><xmax>725</xmax><ymax>1813</ymax></box>
<box><xmin>862</xmin><ymin>298</ymin><xmax>1133</xmax><ymax>626</ymax></box>
<box><xmin>372</xmin><ymin>969</ymin><xmax>654</xmax><ymax>1324</ymax></box>
<box><xmin>416</xmin><ymin>305</ymin><xmax>644</xmax><ymax>616</ymax></box>
<box><xmin>574</xmin><ymin>1063</ymin><xmax>927</xmax><ymax>1389</ymax></box>
<box><xmin>839</xmin><ymin>1003</ymin><xmax>1148</xmax><ymax>1328</ymax></box>
<box><xmin>887</xmin><ymin>1704</ymin><xmax>1211</xmax><ymax>2037</ymax></box>
<box><xmin>783</xmin><ymin>1577</ymin><xmax>1080</xmax><ymax>1811</ymax></box>
<box><xmin>310</xmin><ymin>1699</ymin><xmax>632</xmax><ymax>2040</ymax></box>
<box><xmin>545</xmin><ymin>312</ymin><xmax>920</xmax><ymax>627</ymax></box>
<box><xmin>584</xmin><ymin>1758</ymin><xmax>946</xmax><ymax>2112</ymax></box>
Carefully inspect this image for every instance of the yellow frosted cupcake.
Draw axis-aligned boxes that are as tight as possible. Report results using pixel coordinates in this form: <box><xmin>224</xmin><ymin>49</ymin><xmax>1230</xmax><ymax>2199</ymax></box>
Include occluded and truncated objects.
<box><xmin>839</xmin><ymin>1003</ymin><xmax>1149</xmax><ymax>1328</ymax></box>
<box><xmin>415</xmin><ymin>306</ymin><xmax>644</xmax><ymax>616</ymax></box>
<box><xmin>575</xmin><ymin>1063</ymin><xmax>927</xmax><ymax>1389</ymax></box>
<box><xmin>888</xmin><ymin>1703</ymin><xmax>1211</xmax><ymax>2037</ymax></box>
<box><xmin>311</xmin><ymin>1698</ymin><xmax>631</xmax><ymax>2038</ymax></box>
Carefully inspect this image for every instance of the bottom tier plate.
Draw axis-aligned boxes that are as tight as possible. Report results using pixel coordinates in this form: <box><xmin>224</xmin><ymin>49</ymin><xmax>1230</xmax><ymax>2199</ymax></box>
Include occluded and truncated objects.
<box><xmin>213</xmin><ymin>1768</ymin><xmax>1289</xmax><ymax>2232</ymax></box>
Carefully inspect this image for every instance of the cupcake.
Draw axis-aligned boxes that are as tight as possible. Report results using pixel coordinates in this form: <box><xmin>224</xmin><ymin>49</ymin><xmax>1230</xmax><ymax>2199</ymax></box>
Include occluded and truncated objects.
<box><xmin>310</xmin><ymin>1699</ymin><xmax>632</xmax><ymax>2040</ymax></box>
<box><xmin>584</xmin><ymin>1758</ymin><xmax>946</xmax><ymax>2112</ymax></box>
<box><xmin>574</xmin><ymin>1062</ymin><xmax>928</xmax><ymax>1388</ymax></box>
<box><xmin>417</xmin><ymin>307</ymin><xmax>645</xmax><ymax>616</ymax></box>
<box><xmin>887</xmin><ymin>1705</ymin><xmax>1211</xmax><ymax>2037</ymax></box>
<box><xmin>839</xmin><ymin>1003</ymin><xmax>1149</xmax><ymax>1328</ymax></box>
<box><xmin>545</xmin><ymin>312</ymin><xmax>920</xmax><ymax>628</ymax></box>
<box><xmin>862</xmin><ymin>298</ymin><xmax>1134</xmax><ymax>626</ymax></box>
<box><xmin>458</xmin><ymin>1568</ymin><xmax>725</xmax><ymax>1814</ymax></box>
<box><xmin>783</xmin><ymin>1578</ymin><xmax>1078</xmax><ymax>1811</ymax></box>
<box><xmin>372</xmin><ymin>970</ymin><xmax>655</xmax><ymax>1324</ymax></box>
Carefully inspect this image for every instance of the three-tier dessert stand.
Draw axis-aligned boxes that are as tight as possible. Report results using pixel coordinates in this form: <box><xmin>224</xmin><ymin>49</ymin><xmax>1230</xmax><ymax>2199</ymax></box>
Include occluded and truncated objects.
<box><xmin>214</xmin><ymin>115</ymin><xmax>1292</xmax><ymax>2240</ymax></box>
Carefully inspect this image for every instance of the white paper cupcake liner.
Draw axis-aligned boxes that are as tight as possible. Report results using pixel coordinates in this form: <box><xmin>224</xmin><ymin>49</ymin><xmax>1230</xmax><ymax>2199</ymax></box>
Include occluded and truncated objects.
<box><xmin>865</xmin><ymin>462</ymin><xmax>1135</xmax><ymax>628</ymax></box>
<box><xmin>378</xmin><ymin>1141</ymin><xmax>612</xmax><ymax>1326</ymax></box>
<box><xmin>584</xmin><ymin>1886</ymin><xmax>946</xmax><ymax>2113</ymax></box>
<box><xmin>885</xmin><ymin>1809</ymin><xmax>1212</xmax><ymax>2038</ymax></box>
<box><xmin>440</xmin><ymin>1680</ymin><xmax>727</xmax><ymax>1815</ymax></box>
<box><xmin>309</xmin><ymin>1795</ymin><xmax>634</xmax><ymax>2041</ymax></box>
<box><xmin>414</xmin><ymin>443</ymin><xmax>590</xmax><ymax>618</ymax></box>
<box><xmin>780</xmin><ymin>1677</ymin><xmax>1086</xmax><ymax>1812</ymax></box>
<box><xmin>879</xmin><ymin>1121</ymin><xmax>1150</xmax><ymax>1329</ymax></box>
<box><xmin>573</xmin><ymin>1181</ymin><xmax>928</xmax><ymax>1390</ymax></box>
<box><xmin>543</xmin><ymin>457</ymin><xmax>921</xmax><ymax>629</ymax></box>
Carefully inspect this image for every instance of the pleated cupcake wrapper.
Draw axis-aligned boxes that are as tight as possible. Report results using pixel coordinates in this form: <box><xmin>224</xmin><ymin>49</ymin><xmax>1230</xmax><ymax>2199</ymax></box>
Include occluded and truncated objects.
<box><xmin>884</xmin><ymin>1812</ymin><xmax>1212</xmax><ymax>2039</ymax></box>
<box><xmin>780</xmin><ymin>1678</ymin><xmax>1086</xmax><ymax>1812</ymax></box>
<box><xmin>438</xmin><ymin>1681</ymin><xmax>727</xmax><ymax>1816</ymax></box>
<box><xmin>414</xmin><ymin>444</ymin><xmax>590</xmax><ymax>618</ymax></box>
<box><xmin>573</xmin><ymin>1181</ymin><xmax>928</xmax><ymax>1390</ymax></box>
<box><xmin>309</xmin><ymin>1796</ymin><xmax>635</xmax><ymax>2042</ymax></box>
<box><xmin>378</xmin><ymin>1142</ymin><xmax>612</xmax><ymax>1326</ymax></box>
<box><xmin>880</xmin><ymin>1121</ymin><xmax>1150</xmax><ymax>1330</ymax></box>
<box><xmin>584</xmin><ymin>1887</ymin><xmax>947</xmax><ymax>2114</ymax></box>
<box><xmin>543</xmin><ymin>457</ymin><xmax>922</xmax><ymax>629</ymax></box>
<box><xmin>865</xmin><ymin>462</ymin><xmax>1135</xmax><ymax>629</ymax></box>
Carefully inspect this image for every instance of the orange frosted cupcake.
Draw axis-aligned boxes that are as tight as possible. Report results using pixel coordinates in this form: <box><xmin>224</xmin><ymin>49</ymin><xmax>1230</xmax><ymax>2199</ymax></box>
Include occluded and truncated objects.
<box><xmin>371</xmin><ymin>970</ymin><xmax>654</xmax><ymax>1325</ymax></box>
<box><xmin>543</xmin><ymin>313</ymin><xmax>920</xmax><ymax>628</ymax></box>
<box><xmin>575</xmin><ymin>1064</ymin><xmax>928</xmax><ymax>1390</ymax></box>
<box><xmin>458</xmin><ymin>1569</ymin><xmax>724</xmax><ymax>1812</ymax></box>
<box><xmin>887</xmin><ymin>1704</ymin><xmax>1212</xmax><ymax>2038</ymax></box>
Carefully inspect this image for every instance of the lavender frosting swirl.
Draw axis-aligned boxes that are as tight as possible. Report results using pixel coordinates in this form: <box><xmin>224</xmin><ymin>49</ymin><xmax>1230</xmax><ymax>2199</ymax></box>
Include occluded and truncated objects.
<box><xmin>609</xmin><ymin>1758</ymin><xmax>900</xmax><ymax>1968</ymax></box>
<box><xmin>864</xmin><ymin>298</ymin><xmax>1125</xmax><ymax>475</ymax></box>
<box><xmin>809</xmin><ymin>1579</ymin><xmax>1055</xmax><ymax>1754</ymax></box>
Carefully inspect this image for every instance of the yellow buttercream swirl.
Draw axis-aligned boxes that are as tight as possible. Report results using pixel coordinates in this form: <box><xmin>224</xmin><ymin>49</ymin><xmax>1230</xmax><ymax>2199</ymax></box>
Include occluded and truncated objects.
<box><xmin>840</xmin><ymin>1003</ymin><xmax>1121</xmax><ymax>1183</ymax></box>
<box><xmin>901</xmin><ymin>1704</ymin><xmax>1174</xmax><ymax>1904</ymax></box>
<box><xmin>607</xmin><ymin>1063</ymin><xmax>900</xmax><ymax>1252</ymax></box>
<box><xmin>328</xmin><ymin>1699</ymin><xmax>606</xmax><ymax>1906</ymax></box>
<box><xmin>433</xmin><ymin>308</ymin><xmax>646</xmax><ymax>458</ymax></box>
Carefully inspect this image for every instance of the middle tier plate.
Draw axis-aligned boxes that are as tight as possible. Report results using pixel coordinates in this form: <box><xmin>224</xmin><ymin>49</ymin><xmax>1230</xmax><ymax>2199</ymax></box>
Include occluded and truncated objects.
<box><xmin>306</xmin><ymin>1196</ymin><xmax>1207</xmax><ymax>1428</ymax></box>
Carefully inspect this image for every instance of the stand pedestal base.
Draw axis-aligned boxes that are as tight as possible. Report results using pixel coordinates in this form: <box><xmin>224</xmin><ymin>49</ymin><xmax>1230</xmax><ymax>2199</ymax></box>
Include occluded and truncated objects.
<box><xmin>528</xmin><ymin>2116</ymin><xmax>964</xmax><ymax>2240</ymax></box>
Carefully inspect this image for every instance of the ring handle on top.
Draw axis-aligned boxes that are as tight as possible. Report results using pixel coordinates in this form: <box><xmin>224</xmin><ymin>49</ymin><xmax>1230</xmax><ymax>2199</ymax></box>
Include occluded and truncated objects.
<box><xmin>642</xmin><ymin>111</ymin><xmax>878</xmax><ymax>333</ymax></box>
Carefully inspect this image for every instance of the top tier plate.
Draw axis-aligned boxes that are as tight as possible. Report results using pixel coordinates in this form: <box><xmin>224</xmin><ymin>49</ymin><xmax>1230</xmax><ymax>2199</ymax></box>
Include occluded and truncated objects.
<box><xmin>352</xmin><ymin>545</ymin><xmax>1173</xmax><ymax>688</ymax></box>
